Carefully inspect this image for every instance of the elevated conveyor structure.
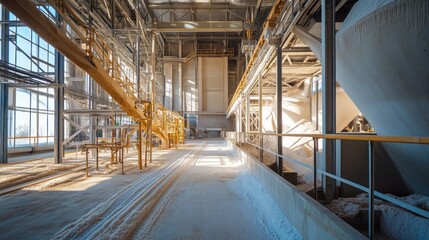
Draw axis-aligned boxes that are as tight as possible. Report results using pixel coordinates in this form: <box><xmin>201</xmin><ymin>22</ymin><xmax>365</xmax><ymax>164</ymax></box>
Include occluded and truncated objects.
<box><xmin>0</xmin><ymin>0</ymin><xmax>184</xmax><ymax>147</ymax></box>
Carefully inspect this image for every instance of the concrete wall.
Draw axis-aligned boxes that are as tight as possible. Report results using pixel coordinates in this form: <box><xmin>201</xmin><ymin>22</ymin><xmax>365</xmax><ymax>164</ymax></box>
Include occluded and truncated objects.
<box><xmin>231</xmin><ymin>142</ymin><xmax>366</xmax><ymax>240</ymax></box>
<box><xmin>198</xmin><ymin>114</ymin><xmax>234</xmax><ymax>131</ymax></box>
<box><xmin>198</xmin><ymin>57</ymin><xmax>228</xmax><ymax>113</ymax></box>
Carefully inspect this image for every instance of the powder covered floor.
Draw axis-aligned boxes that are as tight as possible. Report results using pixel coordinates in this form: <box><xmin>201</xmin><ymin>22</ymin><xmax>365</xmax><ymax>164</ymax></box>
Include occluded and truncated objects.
<box><xmin>0</xmin><ymin>139</ymin><xmax>301</xmax><ymax>240</ymax></box>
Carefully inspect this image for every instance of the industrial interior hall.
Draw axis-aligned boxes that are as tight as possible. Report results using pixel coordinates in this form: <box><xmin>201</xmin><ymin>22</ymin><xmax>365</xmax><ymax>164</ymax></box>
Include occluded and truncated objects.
<box><xmin>0</xmin><ymin>0</ymin><xmax>428</xmax><ymax>239</ymax></box>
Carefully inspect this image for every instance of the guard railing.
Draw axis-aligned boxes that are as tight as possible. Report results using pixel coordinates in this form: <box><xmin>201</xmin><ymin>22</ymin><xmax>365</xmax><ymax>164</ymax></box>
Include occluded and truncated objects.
<box><xmin>224</xmin><ymin>131</ymin><xmax>429</xmax><ymax>239</ymax></box>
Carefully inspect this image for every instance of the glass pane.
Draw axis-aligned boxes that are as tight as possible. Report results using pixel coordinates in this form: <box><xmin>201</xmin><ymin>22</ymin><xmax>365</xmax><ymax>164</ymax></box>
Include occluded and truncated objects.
<box><xmin>31</xmin><ymin>91</ymin><xmax>38</xmax><ymax>109</ymax></box>
<box><xmin>38</xmin><ymin>113</ymin><xmax>47</xmax><ymax>136</ymax></box>
<box><xmin>8</xmin><ymin>110</ymin><xmax>15</xmax><ymax>148</ymax></box>
<box><xmin>17</xmin><ymin>34</ymin><xmax>30</xmax><ymax>54</ymax></box>
<box><xmin>39</xmin><ymin>38</ymin><xmax>48</xmax><ymax>50</ymax></box>
<box><xmin>8</xmin><ymin>43</ymin><xmax>16</xmax><ymax>64</ymax></box>
<box><xmin>48</xmin><ymin>96</ymin><xmax>55</xmax><ymax>111</ymax></box>
<box><xmin>39</xmin><ymin>94</ymin><xmax>48</xmax><ymax>110</ymax></box>
<box><xmin>38</xmin><ymin>137</ymin><xmax>47</xmax><ymax>146</ymax></box>
<box><xmin>32</xmin><ymin>31</ymin><xmax>38</xmax><ymax>43</ymax></box>
<box><xmin>16</xmin><ymin>89</ymin><xmax>30</xmax><ymax>108</ymax></box>
<box><xmin>15</xmin><ymin>111</ymin><xmax>30</xmax><ymax>146</ymax></box>
<box><xmin>48</xmin><ymin>114</ymin><xmax>54</xmax><ymax>136</ymax></box>
<box><xmin>31</xmin><ymin>112</ymin><xmax>37</xmax><ymax>137</ymax></box>
<box><xmin>16</xmin><ymin>51</ymin><xmax>31</xmax><ymax>70</ymax></box>
<box><xmin>9</xmin><ymin>12</ymin><xmax>17</xmax><ymax>21</ymax></box>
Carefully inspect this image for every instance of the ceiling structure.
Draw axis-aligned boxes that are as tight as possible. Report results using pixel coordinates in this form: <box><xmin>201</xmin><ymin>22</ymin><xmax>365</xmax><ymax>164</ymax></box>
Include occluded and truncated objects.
<box><xmin>25</xmin><ymin>0</ymin><xmax>358</xmax><ymax>112</ymax></box>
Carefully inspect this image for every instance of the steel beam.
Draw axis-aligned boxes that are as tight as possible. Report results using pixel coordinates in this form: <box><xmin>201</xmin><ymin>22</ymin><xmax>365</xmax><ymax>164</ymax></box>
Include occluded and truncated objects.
<box><xmin>148</xmin><ymin>4</ymin><xmax>246</xmax><ymax>10</ymax></box>
<box><xmin>64</xmin><ymin>109</ymin><xmax>125</xmax><ymax>115</ymax></box>
<box><xmin>162</xmin><ymin>35</ymin><xmax>243</xmax><ymax>41</ymax></box>
<box><xmin>152</xmin><ymin>21</ymin><xmax>243</xmax><ymax>33</ymax></box>
<box><xmin>322</xmin><ymin>0</ymin><xmax>337</xmax><ymax>203</ymax></box>
<box><xmin>0</xmin><ymin>84</ymin><xmax>8</xmax><ymax>163</ymax></box>
<box><xmin>276</xmin><ymin>46</ymin><xmax>283</xmax><ymax>177</ymax></box>
<box><xmin>54</xmin><ymin>49</ymin><xmax>65</xmax><ymax>163</ymax></box>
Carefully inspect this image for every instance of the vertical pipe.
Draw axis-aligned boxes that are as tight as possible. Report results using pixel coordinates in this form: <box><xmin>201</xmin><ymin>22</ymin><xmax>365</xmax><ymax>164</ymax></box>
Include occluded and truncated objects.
<box><xmin>110</xmin><ymin>0</ymin><xmax>115</xmax><ymax>31</ymax></box>
<box><xmin>276</xmin><ymin>46</ymin><xmax>283</xmax><ymax>177</ymax></box>
<box><xmin>96</xmin><ymin>148</ymin><xmax>99</xmax><ymax>171</ymax></box>
<box><xmin>121</xmin><ymin>147</ymin><xmax>124</xmax><ymax>174</ymax></box>
<box><xmin>88</xmin><ymin>0</ymin><xmax>93</xmax><ymax>27</ymax></box>
<box><xmin>0</xmin><ymin>84</ymin><xmax>8</xmax><ymax>164</ymax></box>
<box><xmin>178</xmin><ymin>40</ymin><xmax>183</xmax><ymax>112</ymax></box>
<box><xmin>259</xmin><ymin>75</ymin><xmax>263</xmax><ymax>162</ymax></box>
<box><xmin>138</xmin><ymin>121</ymin><xmax>143</xmax><ymax>170</ymax></box>
<box><xmin>136</xmin><ymin>34</ymin><xmax>140</xmax><ymax>98</ymax></box>
<box><xmin>237</xmin><ymin>101</ymin><xmax>240</xmax><ymax>145</ymax></box>
<box><xmin>313</xmin><ymin>138</ymin><xmax>318</xmax><ymax>200</ymax></box>
<box><xmin>148</xmin><ymin>117</ymin><xmax>152</xmax><ymax>164</ymax></box>
<box><xmin>245</xmin><ymin>93</ymin><xmax>249</xmax><ymax>133</ymax></box>
<box><xmin>86</xmin><ymin>149</ymin><xmax>89</xmax><ymax>177</ymax></box>
<box><xmin>88</xmin><ymin>76</ymin><xmax>96</xmax><ymax>157</ymax></box>
<box><xmin>368</xmin><ymin>141</ymin><xmax>375</xmax><ymax>239</ymax></box>
<box><xmin>322</xmin><ymin>0</ymin><xmax>336</xmax><ymax>203</ymax></box>
<box><xmin>316</xmin><ymin>78</ymin><xmax>319</xmax><ymax>131</ymax></box>
<box><xmin>144</xmin><ymin>118</ymin><xmax>149</xmax><ymax>166</ymax></box>
<box><xmin>150</xmin><ymin>32</ymin><xmax>156</xmax><ymax>153</ymax></box>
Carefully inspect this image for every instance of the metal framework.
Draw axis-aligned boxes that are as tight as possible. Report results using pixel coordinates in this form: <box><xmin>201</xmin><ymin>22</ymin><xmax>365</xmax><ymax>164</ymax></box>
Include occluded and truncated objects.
<box><xmin>226</xmin><ymin>131</ymin><xmax>429</xmax><ymax>239</ymax></box>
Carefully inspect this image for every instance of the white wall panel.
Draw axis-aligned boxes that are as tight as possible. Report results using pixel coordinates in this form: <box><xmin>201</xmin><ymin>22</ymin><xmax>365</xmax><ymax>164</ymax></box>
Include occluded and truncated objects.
<box><xmin>198</xmin><ymin>57</ymin><xmax>228</xmax><ymax>113</ymax></box>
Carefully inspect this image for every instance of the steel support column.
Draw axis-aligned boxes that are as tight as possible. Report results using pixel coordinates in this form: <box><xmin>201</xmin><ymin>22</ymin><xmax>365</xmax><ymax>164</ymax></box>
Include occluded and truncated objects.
<box><xmin>136</xmin><ymin>34</ymin><xmax>140</xmax><ymax>98</ymax></box>
<box><xmin>138</xmin><ymin>121</ymin><xmax>143</xmax><ymax>170</ymax></box>
<box><xmin>150</xmin><ymin>31</ymin><xmax>155</xmax><ymax>153</ymax></box>
<box><xmin>1</xmin><ymin>8</ymin><xmax>9</xmax><ymax>62</ymax></box>
<box><xmin>322</xmin><ymin>0</ymin><xmax>337</xmax><ymax>203</ymax></box>
<box><xmin>276</xmin><ymin>46</ymin><xmax>283</xmax><ymax>177</ymax></box>
<box><xmin>259</xmin><ymin>76</ymin><xmax>263</xmax><ymax>162</ymax></box>
<box><xmin>245</xmin><ymin>93</ymin><xmax>250</xmax><ymax>133</ymax></box>
<box><xmin>88</xmin><ymin>76</ymin><xmax>96</xmax><ymax>156</ymax></box>
<box><xmin>178</xmin><ymin>40</ymin><xmax>183</xmax><ymax>112</ymax></box>
<box><xmin>54</xmin><ymin>13</ymin><xmax>64</xmax><ymax>164</ymax></box>
<box><xmin>368</xmin><ymin>141</ymin><xmax>375</xmax><ymax>239</ymax></box>
<box><xmin>238</xmin><ymin>96</ymin><xmax>243</xmax><ymax>146</ymax></box>
<box><xmin>0</xmin><ymin>9</ymin><xmax>9</xmax><ymax>163</ymax></box>
<box><xmin>0</xmin><ymin>84</ymin><xmax>8</xmax><ymax>163</ymax></box>
<box><xmin>54</xmin><ymin>50</ymin><xmax>65</xmax><ymax>163</ymax></box>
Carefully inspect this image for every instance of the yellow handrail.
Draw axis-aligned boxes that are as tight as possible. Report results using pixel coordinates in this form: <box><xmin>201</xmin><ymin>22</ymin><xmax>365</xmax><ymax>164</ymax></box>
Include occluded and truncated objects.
<box><xmin>236</xmin><ymin>132</ymin><xmax>429</xmax><ymax>145</ymax></box>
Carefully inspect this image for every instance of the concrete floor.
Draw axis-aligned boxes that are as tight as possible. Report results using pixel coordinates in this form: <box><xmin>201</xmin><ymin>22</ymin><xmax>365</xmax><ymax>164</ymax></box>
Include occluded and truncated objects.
<box><xmin>0</xmin><ymin>139</ymin><xmax>300</xmax><ymax>239</ymax></box>
<box><xmin>149</xmin><ymin>139</ymin><xmax>297</xmax><ymax>239</ymax></box>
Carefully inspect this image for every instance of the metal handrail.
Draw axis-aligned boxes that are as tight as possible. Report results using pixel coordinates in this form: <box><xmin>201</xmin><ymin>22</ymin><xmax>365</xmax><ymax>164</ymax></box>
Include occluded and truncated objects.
<box><xmin>225</xmin><ymin>131</ymin><xmax>429</xmax><ymax>239</ymax></box>
<box><xmin>259</xmin><ymin>133</ymin><xmax>429</xmax><ymax>144</ymax></box>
